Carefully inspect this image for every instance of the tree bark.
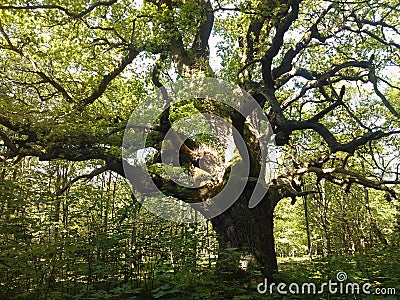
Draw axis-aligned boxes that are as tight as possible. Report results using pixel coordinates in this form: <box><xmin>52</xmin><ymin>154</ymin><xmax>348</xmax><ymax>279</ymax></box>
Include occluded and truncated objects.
<box><xmin>211</xmin><ymin>182</ymin><xmax>280</xmax><ymax>280</ymax></box>
<box><xmin>303</xmin><ymin>194</ymin><xmax>313</xmax><ymax>260</ymax></box>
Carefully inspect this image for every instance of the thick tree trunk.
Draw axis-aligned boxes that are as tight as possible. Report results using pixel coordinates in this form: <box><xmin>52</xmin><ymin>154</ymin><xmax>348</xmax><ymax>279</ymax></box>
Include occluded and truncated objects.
<box><xmin>211</xmin><ymin>182</ymin><xmax>280</xmax><ymax>280</ymax></box>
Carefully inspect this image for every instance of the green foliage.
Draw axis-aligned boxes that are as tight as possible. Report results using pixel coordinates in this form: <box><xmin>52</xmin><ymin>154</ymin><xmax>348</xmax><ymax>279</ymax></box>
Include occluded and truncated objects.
<box><xmin>275</xmin><ymin>246</ymin><xmax>400</xmax><ymax>299</ymax></box>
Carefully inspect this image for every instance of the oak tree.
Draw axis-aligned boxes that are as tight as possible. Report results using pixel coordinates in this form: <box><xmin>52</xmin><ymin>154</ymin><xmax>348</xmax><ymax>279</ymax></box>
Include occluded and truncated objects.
<box><xmin>1</xmin><ymin>0</ymin><xmax>399</xmax><ymax>278</ymax></box>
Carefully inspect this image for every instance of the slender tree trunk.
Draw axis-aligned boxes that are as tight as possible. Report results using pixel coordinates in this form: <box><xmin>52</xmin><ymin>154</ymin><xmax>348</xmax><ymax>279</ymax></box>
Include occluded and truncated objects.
<box><xmin>364</xmin><ymin>188</ymin><xmax>388</xmax><ymax>246</ymax></box>
<box><xmin>316</xmin><ymin>180</ymin><xmax>331</xmax><ymax>256</ymax></box>
<box><xmin>303</xmin><ymin>195</ymin><xmax>312</xmax><ymax>261</ymax></box>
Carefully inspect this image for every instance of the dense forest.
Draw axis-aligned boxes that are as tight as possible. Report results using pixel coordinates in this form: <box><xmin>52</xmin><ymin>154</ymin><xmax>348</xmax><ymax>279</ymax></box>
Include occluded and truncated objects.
<box><xmin>0</xmin><ymin>0</ymin><xmax>399</xmax><ymax>299</ymax></box>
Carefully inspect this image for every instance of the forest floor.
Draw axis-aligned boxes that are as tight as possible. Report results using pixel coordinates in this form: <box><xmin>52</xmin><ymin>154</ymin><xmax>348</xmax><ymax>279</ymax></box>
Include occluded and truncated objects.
<box><xmin>139</xmin><ymin>246</ymin><xmax>400</xmax><ymax>299</ymax></box>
